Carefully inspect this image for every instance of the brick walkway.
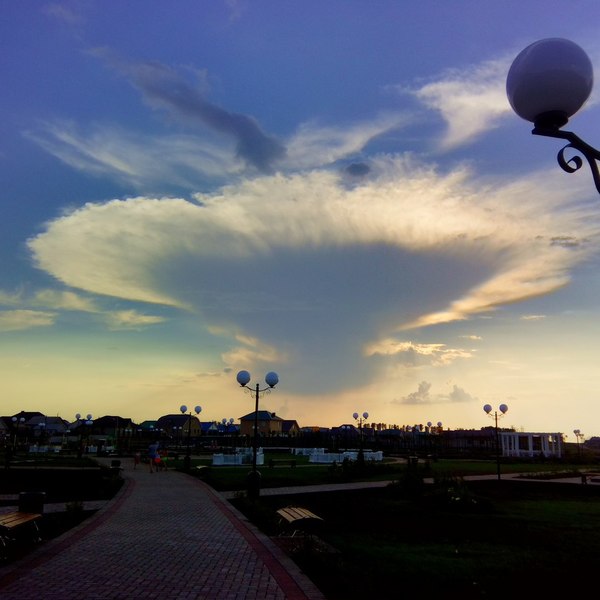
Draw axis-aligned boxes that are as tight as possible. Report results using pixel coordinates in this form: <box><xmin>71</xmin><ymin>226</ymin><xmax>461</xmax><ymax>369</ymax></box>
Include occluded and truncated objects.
<box><xmin>0</xmin><ymin>460</ymin><xmax>324</xmax><ymax>600</ymax></box>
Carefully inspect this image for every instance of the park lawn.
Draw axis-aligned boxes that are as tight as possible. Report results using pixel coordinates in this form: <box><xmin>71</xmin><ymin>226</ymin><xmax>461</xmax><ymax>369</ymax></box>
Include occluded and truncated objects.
<box><xmin>194</xmin><ymin>455</ymin><xmax>593</xmax><ymax>491</ymax></box>
<box><xmin>235</xmin><ymin>479</ymin><xmax>600</xmax><ymax>599</ymax></box>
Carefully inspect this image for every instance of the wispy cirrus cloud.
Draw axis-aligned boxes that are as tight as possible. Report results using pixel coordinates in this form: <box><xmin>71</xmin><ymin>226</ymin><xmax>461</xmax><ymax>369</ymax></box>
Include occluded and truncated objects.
<box><xmin>408</xmin><ymin>57</ymin><xmax>511</xmax><ymax>150</ymax></box>
<box><xmin>26</xmin><ymin>112</ymin><xmax>408</xmax><ymax>190</ymax></box>
<box><xmin>104</xmin><ymin>310</ymin><xmax>166</xmax><ymax>330</ymax></box>
<box><xmin>25</xmin><ymin>121</ymin><xmax>242</xmax><ymax>190</ymax></box>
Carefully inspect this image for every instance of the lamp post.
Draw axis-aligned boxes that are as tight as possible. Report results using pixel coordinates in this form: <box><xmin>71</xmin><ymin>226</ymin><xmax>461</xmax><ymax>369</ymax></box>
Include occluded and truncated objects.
<box><xmin>483</xmin><ymin>404</ymin><xmax>508</xmax><ymax>481</ymax></box>
<box><xmin>353</xmin><ymin>411</ymin><xmax>369</xmax><ymax>464</ymax></box>
<box><xmin>11</xmin><ymin>416</ymin><xmax>25</xmax><ymax>451</ymax></box>
<box><xmin>75</xmin><ymin>413</ymin><xmax>93</xmax><ymax>458</ymax></box>
<box><xmin>506</xmin><ymin>38</ymin><xmax>600</xmax><ymax>193</ymax></box>
<box><xmin>221</xmin><ymin>418</ymin><xmax>235</xmax><ymax>448</ymax></box>
<box><xmin>427</xmin><ymin>421</ymin><xmax>443</xmax><ymax>457</ymax></box>
<box><xmin>38</xmin><ymin>421</ymin><xmax>46</xmax><ymax>447</ymax></box>
<box><xmin>236</xmin><ymin>370</ymin><xmax>279</xmax><ymax>499</ymax></box>
<box><xmin>573</xmin><ymin>429</ymin><xmax>584</xmax><ymax>460</ymax></box>
<box><xmin>180</xmin><ymin>405</ymin><xmax>201</xmax><ymax>472</ymax></box>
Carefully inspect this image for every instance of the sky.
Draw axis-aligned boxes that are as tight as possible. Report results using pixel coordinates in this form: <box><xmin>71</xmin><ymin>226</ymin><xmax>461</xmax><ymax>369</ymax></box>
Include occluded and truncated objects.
<box><xmin>3</xmin><ymin>1</ymin><xmax>600</xmax><ymax>439</ymax></box>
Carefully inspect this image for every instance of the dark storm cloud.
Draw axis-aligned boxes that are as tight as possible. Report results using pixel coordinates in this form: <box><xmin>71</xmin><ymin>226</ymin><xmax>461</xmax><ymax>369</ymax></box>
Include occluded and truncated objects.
<box><xmin>344</xmin><ymin>162</ymin><xmax>371</xmax><ymax>177</ymax></box>
<box><xmin>108</xmin><ymin>57</ymin><xmax>286</xmax><ymax>173</ymax></box>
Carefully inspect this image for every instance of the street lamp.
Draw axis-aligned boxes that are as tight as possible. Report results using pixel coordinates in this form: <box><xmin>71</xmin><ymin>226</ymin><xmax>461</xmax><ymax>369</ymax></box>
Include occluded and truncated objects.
<box><xmin>38</xmin><ymin>421</ymin><xmax>46</xmax><ymax>446</ymax></box>
<box><xmin>75</xmin><ymin>413</ymin><xmax>93</xmax><ymax>458</ymax></box>
<box><xmin>483</xmin><ymin>404</ymin><xmax>508</xmax><ymax>481</ymax></box>
<box><xmin>427</xmin><ymin>421</ymin><xmax>443</xmax><ymax>456</ymax></box>
<box><xmin>236</xmin><ymin>369</ymin><xmax>279</xmax><ymax>499</ymax></box>
<box><xmin>180</xmin><ymin>405</ymin><xmax>201</xmax><ymax>471</ymax></box>
<box><xmin>11</xmin><ymin>416</ymin><xmax>25</xmax><ymax>451</ymax></box>
<box><xmin>506</xmin><ymin>38</ymin><xmax>600</xmax><ymax>193</ymax></box>
<box><xmin>221</xmin><ymin>418</ymin><xmax>235</xmax><ymax>447</ymax></box>
<box><xmin>573</xmin><ymin>429</ymin><xmax>585</xmax><ymax>460</ymax></box>
<box><xmin>353</xmin><ymin>411</ymin><xmax>369</xmax><ymax>464</ymax></box>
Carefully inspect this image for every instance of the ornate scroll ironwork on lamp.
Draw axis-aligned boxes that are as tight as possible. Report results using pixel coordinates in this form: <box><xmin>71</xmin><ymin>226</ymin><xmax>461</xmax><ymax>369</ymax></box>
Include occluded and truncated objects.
<box><xmin>507</xmin><ymin>38</ymin><xmax>600</xmax><ymax>193</ymax></box>
<box><xmin>236</xmin><ymin>370</ymin><xmax>279</xmax><ymax>499</ymax></box>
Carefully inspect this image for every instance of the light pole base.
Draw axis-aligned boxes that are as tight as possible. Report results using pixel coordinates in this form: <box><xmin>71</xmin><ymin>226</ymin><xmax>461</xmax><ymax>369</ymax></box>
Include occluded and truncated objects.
<box><xmin>247</xmin><ymin>469</ymin><xmax>261</xmax><ymax>499</ymax></box>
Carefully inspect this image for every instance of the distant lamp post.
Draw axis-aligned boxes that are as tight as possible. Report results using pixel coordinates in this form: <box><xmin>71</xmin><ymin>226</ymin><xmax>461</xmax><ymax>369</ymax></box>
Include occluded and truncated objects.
<box><xmin>75</xmin><ymin>413</ymin><xmax>93</xmax><ymax>458</ymax></box>
<box><xmin>11</xmin><ymin>416</ymin><xmax>25</xmax><ymax>451</ymax></box>
<box><xmin>221</xmin><ymin>417</ymin><xmax>235</xmax><ymax>430</ymax></box>
<box><xmin>221</xmin><ymin>418</ymin><xmax>235</xmax><ymax>447</ymax></box>
<box><xmin>353</xmin><ymin>411</ymin><xmax>369</xmax><ymax>463</ymax></box>
<box><xmin>236</xmin><ymin>370</ymin><xmax>279</xmax><ymax>499</ymax></box>
<box><xmin>180</xmin><ymin>405</ymin><xmax>202</xmax><ymax>471</ymax></box>
<box><xmin>483</xmin><ymin>404</ymin><xmax>508</xmax><ymax>481</ymax></box>
<box><xmin>507</xmin><ymin>38</ymin><xmax>600</xmax><ymax>193</ymax></box>
<box><xmin>573</xmin><ymin>429</ymin><xmax>584</xmax><ymax>460</ymax></box>
<box><xmin>38</xmin><ymin>421</ymin><xmax>46</xmax><ymax>445</ymax></box>
<box><xmin>427</xmin><ymin>421</ymin><xmax>443</xmax><ymax>456</ymax></box>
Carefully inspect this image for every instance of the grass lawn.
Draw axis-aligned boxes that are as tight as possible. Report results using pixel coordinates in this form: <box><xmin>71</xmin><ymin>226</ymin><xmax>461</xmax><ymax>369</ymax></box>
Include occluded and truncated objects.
<box><xmin>228</xmin><ymin>463</ymin><xmax>600</xmax><ymax>598</ymax></box>
<box><xmin>193</xmin><ymin>454</ymin><xmax>595</xmax><ymax>491</ymax></box>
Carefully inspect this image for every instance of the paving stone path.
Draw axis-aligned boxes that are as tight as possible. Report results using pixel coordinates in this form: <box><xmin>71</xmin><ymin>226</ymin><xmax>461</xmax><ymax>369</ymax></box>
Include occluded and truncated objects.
<box><xmin>0</xmin><ymin>460</ymin><xmax>324</xmax><ymax>600</ymax></box>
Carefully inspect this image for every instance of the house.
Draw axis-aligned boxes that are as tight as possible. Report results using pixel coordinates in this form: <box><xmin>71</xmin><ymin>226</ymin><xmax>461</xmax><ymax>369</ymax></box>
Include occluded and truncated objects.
<box><xmin>156</xmin><ymin>414</ymin><xmax>202</xmax><ymax>438</ymax></box>
<box><xmin>239</xmin><ymin>411</ymin><xmax>284</xmax><ymax>437</ymax></box>
<box><xmin>281</xmin><ymin>419</ymin><xmax>300</xmax><ymax>437</ymax></box>
<box><xmin>27</xmin><ymin>415</ymin><xmax>70</xmax><ymax>440</ymax></box>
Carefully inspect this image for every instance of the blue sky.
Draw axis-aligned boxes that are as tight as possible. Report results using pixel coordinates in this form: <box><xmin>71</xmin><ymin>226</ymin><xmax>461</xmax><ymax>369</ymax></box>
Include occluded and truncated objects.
<box><xmin>3</xmin><ymin>1</ymin><xmax>600</xmax><ymax>439</ymax></box>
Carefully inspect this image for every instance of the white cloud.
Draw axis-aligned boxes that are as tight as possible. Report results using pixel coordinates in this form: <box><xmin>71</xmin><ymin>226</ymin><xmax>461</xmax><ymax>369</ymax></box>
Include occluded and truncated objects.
<box><xmin>26</xmin><ymin>155</ymin><xmax>600</xmax><ymax>389</ymax></box>
<box><xmin>398</xmin><ymin>381</ymin><xmax>432</xmax><ymax>405</ymax></box>
<box><xmin>364</xmin><ymin>340</ymin><xmax>473</xmax><ymax>366</ymax></box>
<box><xmin>445</xmin><ymin>384</ymin><xmax>477</xmax><ymax>404</ymax></box>
<box><xmin>410</xmin><ymin>57</ymin><xmax>511</xmax><ymax>150</ymax></box>
<box><xmin>31</xmin><ymin>289</ymin><xmax>100</xmax><ymax>312</ymax></box>
<box><xmin>104</xmin><ymin>310</ymin><xmax>166</xmax><ymax>330</ymax></box>
<box><xmin>0</xmin><ymin>310</ymin><xmax>56</xmax><ymax>332</ymax></box>
<box><xmin>394</xmin><ymin>381</ymin><xmax>477</xmax><ymax>406</ymax></box>
<box><xmin>26</xmin><ymin>112</ymin><xmax>408</xmax><ymax>190</ymax></box>
<box><xmin>25</xmin><ymin>121</ymin><xmax>242</xmax><ymax>190</ymax></box>
<box><xmin>284</xmin><ymin>113</ymin><xmax>410</xmax><ymax>169</ymax></box>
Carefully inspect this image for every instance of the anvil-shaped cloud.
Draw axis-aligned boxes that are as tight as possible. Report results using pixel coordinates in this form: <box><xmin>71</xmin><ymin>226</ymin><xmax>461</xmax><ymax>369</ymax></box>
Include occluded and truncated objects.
<box><xmin>27</xmin><ymin>156</ymin><xmax>599</xmax><ymax>391</ymax></box>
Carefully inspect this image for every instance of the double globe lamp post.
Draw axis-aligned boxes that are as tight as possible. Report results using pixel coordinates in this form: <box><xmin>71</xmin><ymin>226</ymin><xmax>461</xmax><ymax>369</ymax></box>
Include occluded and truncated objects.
<box><xmin>353</xmin><ymin>411</ymin><xmax>369</xmax><ymax>463</ymax></box>
<box><xmin>573</xmin><ymin>429</ymin><xmax>584</xmax><ymax>460</ymax></box>
<box><xmin>75</xmin><ymin>413</ymin><xmax>93</xmax><ymax>458</ymax></box>
<box><xmin>483</xmin><ymin>404</ymin><xmax>508</xmax><ymax>481</ymax></box>
<box><xmin>507</xmin><ymin>37</ymin><xmax>600</xmax><ymax>194</ymax></box>
<box><xmin>180</xmin><ymin>404</ymin><xmax>201</xmax><ymax>472</ymax></box>
<box><xmin>236</xmin><ymin>370</ymin><xmax>279</xmax><ymax>499</ymax></box>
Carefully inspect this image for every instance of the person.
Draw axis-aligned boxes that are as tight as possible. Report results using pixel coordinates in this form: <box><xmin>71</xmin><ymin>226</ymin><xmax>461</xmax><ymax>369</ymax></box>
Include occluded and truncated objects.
<box><xmin>158</xmin><ymin>448</ymin><xmax>168</xmax><ymax>471</ymax></box>
<box><xmin>133</xmin><ymin>451</ymin><xmax>141</xmax><ymax>470</ymax></box>
<box><xmin>148</xmin><ymin>441</ymin><xmax>159</xmax><ymax>473</ymax></box>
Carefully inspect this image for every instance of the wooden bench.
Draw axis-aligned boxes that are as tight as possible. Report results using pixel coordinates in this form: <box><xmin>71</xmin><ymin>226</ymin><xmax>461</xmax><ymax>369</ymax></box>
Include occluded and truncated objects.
<box><xmin>581</xmin><ymin>472</ymin><xmax>600</xmax><ymax>484</ymax></box>
<box><xmin>0</xmin><ymin>512</ymin><xmax>42</xmax><ymax>560</ymax></box>
<box><xmin>276</xmin><ymin>506</ymin><xmax>323</xmax><ymax>537</ymax></box>
<box><xmin>268</xmin><ymin>459</ymin><xmax>297</xmax><ymax>468</ymax></box>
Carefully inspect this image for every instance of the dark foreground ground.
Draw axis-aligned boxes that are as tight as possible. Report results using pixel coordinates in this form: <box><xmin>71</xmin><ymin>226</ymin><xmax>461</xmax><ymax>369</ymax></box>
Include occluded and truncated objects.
<box><xmin>233</xmin><ymin>477</ymin><xmax>600</xmax><ymax>598</ymax></box>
